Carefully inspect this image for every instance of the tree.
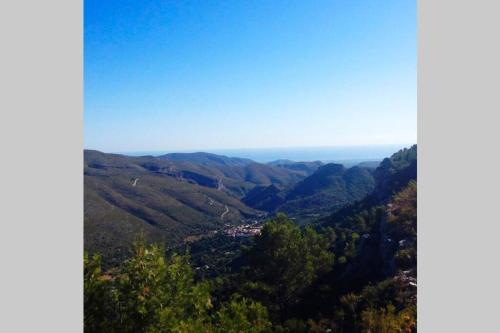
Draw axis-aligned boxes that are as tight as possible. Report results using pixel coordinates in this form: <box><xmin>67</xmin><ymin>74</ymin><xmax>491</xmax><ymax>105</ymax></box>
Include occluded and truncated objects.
<box><xmin>338</xmin><ymin>293</ymin><xmax>362</xmax><ymax>332</ymax></box>
<box><xmin>85</xmin><ymin>243</ymin><xmax>272</xmax><ymax>333</ymax></box>
<box><xmin>387</xmin><ymin>180</ymin><xmax>417</xmax><ymax>239</ymax></box>
<box><xmin>115</xmin><ymin>243</ymin><xmax>213</xmax><ymax>332</ymax></box>
<box><xmin>361</xmin><ymin>304</ymin><xmax>416</xmax><ymax>333</ymax></box>
<box><xmin>243</xmin><ymin>213</ymin><xmax>334</xmax><ymax>320</ymax></box>
<box><xmin>214</xmin><ymin>295</ymin><xmax>271</xmax><ymax>333</ymax></box>
<box><xmin>84</xmin><ymin>252</ymin><xmax>115</xmax><ymax>333</ymax></box>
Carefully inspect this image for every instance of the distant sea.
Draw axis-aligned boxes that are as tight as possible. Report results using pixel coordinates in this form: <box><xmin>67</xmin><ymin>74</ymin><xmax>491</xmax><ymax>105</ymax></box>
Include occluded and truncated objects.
<box><xmin>120</xmin><ymin>144</ymin><xmax>413</xmax><ymax>164</ymax></box>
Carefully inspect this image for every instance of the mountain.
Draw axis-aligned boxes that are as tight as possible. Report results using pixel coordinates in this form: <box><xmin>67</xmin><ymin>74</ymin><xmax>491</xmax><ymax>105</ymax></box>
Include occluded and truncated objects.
<box><xmin>243</xmin><ymin>163</ymin><xmax>376</xmax><ymax>218</ymax></box>
<box><xmin>241</xmin><ymin>184</ymin><xmax>286</xmax><ymax>212</ymax></box>
<box><xmin>356</xmin><ymin>160</ymin><xmax>381</xmax><ymax>169</ymax></box>
<box><xmin>320</xmin><ymin>144</ymin><xmax>417</xmax><ymax>228</ymax></box>
<box><xmin>266</xmin><ymin>160</ymin><xmax>324</xmax><ymax>177</ymax></box>
<box><xmin>158</xmin><ymin>152</ymin><xmax>309</xmax><ymax>195</ymax></box>
<box><xmin>84</xmin><ymin>146</ymin><xmax>415</xmax><ymax>266</ymax></box>
<box><xmin>307</xmin><ymin>147</ymin><xmax>417</xmax><ymax>311</ymax></box>
<box><xmin>266</xmin><ymin>159</ymin><xmax>296</xmax><ymax>165</ymax></box>
<box><xmin>160</xmin><ymin>152</ymin><xmax>254</xmax><ymax>167</ymax></box>
<box><xmin>84</xmin><ymin>150</ymin><xmax>320</xmax><ymax>266</ymax></box>
<box><xmin>372</xmin><ymin>145</ymin><xmax>417</xmax><ymax>202</ymax></box>
<box><xmin>84</xmin><ymin>150</ymin><xmax>267</xmax><ymax>266</ymax></box>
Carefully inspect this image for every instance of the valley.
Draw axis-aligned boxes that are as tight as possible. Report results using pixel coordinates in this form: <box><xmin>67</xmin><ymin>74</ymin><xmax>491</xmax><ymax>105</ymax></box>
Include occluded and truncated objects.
<box><xmin>84</xmin><ymin>149</ymin><xmax>384</xmax><ymax>266</ymax></box>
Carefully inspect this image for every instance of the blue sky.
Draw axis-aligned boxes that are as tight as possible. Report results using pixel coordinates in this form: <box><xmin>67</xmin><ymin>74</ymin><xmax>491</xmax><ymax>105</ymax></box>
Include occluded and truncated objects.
<box><xmin>85</xmin><ymin>0</ymin><xmax>416</xmax><ymax>153</ymax></box>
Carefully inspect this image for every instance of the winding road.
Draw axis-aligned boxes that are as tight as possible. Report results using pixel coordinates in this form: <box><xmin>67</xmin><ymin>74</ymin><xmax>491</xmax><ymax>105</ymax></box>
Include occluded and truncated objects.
<box><xmin>202</xmin><ymin>194</ymin><xmax>229</xmax><ymax>220</ymax></box>
<box><xmin>221</xmin><ymin>205</ymin><xmax>229</xmax><ymax>220</ymax></box>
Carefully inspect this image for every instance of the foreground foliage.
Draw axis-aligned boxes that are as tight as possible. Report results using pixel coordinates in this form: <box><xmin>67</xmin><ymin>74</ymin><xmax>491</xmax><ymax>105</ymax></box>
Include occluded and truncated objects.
<box><xmin>84</xmin><ymin>244</ymin><xmax>270</xmax><ymax>333</ymax></box>
<box><xmin>241</xmin><ymin>214</ymin><xmax>335</xmax><ymax>321</ymax></box>
<box><xmin>86</xmin><ymin>202</ymin><xmax>416</xmax><ymax>332</ymax></box>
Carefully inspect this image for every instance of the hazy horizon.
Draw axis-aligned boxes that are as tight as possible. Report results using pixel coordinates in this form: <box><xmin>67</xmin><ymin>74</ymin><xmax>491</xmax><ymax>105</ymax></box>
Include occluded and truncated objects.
<box><xmin>91</xmin><ymin>143</ymin><xmax>414</xmax><ymax>163</ymax></box>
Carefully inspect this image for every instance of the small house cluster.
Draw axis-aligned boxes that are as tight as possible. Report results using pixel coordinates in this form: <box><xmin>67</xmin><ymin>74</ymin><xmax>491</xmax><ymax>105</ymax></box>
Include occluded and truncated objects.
<box><xmin>223</xmin><ymin>223</ymin><xmax>262</xmax><ymax>237</ymax></box>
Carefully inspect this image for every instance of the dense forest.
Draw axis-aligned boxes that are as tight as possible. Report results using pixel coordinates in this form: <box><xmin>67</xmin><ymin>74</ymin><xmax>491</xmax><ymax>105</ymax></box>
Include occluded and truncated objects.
<box><xmin>85</xmin><ymin>145</ymin><xmax>417</xmax><ymax>332</ymax></box>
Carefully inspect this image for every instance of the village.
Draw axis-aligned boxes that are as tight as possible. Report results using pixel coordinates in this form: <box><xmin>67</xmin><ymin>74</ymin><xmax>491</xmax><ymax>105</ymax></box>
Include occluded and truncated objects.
<box><xmin>220</xmin><ymin>220</ymin><xmax>263</xmax><ymax>238</ymax></box>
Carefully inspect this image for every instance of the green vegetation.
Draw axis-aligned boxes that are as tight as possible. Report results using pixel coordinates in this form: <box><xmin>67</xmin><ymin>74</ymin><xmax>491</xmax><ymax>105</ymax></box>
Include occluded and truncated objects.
<box><xmin>86</xmin><ymin>194</ymin><xmax>416</xmax><ymax>332</ymax></box>
<box><xmin>243</xmin><ymin>184</ymin><xmax>286</xmax><ymax>213</ymax></box>
<box><xmin>158</xmin><ymin>151</ymin><xmax>310</xmax><ymax>189</ymax></box>
<box><xmin>373</xmin><ymin>145</ymin><xmax>417</xmax><ymax>203</ymax></box>
<box><xmin>243</xmin><ymin>164</ymin><xmax>376</xmax><ymax>219</ymax></box>
<box><xmin>241</xmin><ymin>214</ymin><xmax>335</xmax><ymax>321</ymax></box>
<box><xmin>266</xmin><ymin>160</ymin><xmax>324</xmax><ymax>177</ymax></box>
<box><xmin>85</xmin><ymin>146</ymin><xmax>417</xmax><ymax>332</ymax></box>
<box><xmin>84</xmin><ymin>150</ymin><xmax>270</xmax><ymax>267</ymax></box>
<box><xmin>84</xmin><ymin>243</ymin><xmax>271</xmax><ymax>333</ymax></box>
<box><xmin>282</xmin><ymin>165</ymin><xmax>375</xmax><ymax>215</ymax></box>
<box><xmin>85</xmin><ymin>150</ymin><xmax>380</xmax><ymax>266</ymax></box>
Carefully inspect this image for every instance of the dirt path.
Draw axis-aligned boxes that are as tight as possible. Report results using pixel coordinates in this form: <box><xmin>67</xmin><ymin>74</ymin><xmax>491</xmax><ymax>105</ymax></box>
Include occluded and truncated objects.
<box><xmin>217</xmin><ymin>178</ymin><xmax>225</xmax><ymax>191</ymax></box>
<box><xmin>203</xmin><ymin>194</ymin><xmax>216</xmax><ymax>206</ymax></box>
<box><xmin>132</xmin><ymin>178</ymin><xmax>139</xmax><ymax>187</ymax></box>
<box><xmin>221</xmin><ymin>205</ymin><xmax>229</xmax><ymax>220</ymax></box>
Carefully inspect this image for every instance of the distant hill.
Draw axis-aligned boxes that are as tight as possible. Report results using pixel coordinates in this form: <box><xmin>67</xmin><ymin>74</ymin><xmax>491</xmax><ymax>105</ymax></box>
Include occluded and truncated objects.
<box><xmin>242</xmin><ymin>145</ymin><xmax>416</xmax><ymax>220</ymax></box>
<box><xmin>84</xmin><ymin>150</ymin><xmax>314</xmax><ymax>265</ymax></box>
<box><xmin>372</xmin><ymin>145</ymin><xmax>417</xmax><ymax>202</ymax></box>
<box><xmin>160</xmin><ymin>152</ymin><xmax>254</xmax><ymax>167</ymax></box>
<box><xmin>241</xmin><ymin>184</ymin><xmax>287</xmax><ymax>213</ymax></box>
<box><xmin>84</xmin><ymin>150</ymin><xmax>266</xmax><ymax>266</ymax></box>
<box><xmin>266</xmin><ymin>159</ymin><xmax>296</xmax><ymax>165</ymax></box>
<box><xmin>243</xmin><ymin>163</ymin><xmax>376</xmax><ymax>218</ymax></box>
<box><xmin>158</xmin><ymin>152</ymin><xmax>309</xmax><ymax>195</ymax></box>
<box><xmin>356</xmin><ymin>160</ymin><xmax>381</xmax><ymax>169</ymax></box>
<box><xmin>84</xmin><ymin>146</ymin><xmax>415</xmax><ymax>265</ymax></box>
<box><xmin>320</xmin><ymin>144</ymin><xmax>417</xmax><ymax>228</ymax></box>
<box><xmin>266</xmin><ymin>160</ymin><xmax>323</xmax><ymax>177</ymax></box>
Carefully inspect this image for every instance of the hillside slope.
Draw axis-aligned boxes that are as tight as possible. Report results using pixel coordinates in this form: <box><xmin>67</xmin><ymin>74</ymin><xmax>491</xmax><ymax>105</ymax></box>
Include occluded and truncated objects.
<box><xmin>266</xmin><ymin>160</ymin><xmax>323</xmax><ymax>177</ymax></box>
<box><xmin>84</xmin><ymin>150</ymin><xmax>264</xmax><ymax>266</ymax></box>
<box><xmin>159</xmin><ymin>152</ymin><xmax>309</xmax><ymax>192</ymax></box>
<box><xmin>243</xmin><ymin>163</ymin><xmax>375</xmax><ymax>218</ymax></box>
<box><xmin>320</xmin><ymin>144</ymin><xmax>417</xmax><ymax>229</ymax></box>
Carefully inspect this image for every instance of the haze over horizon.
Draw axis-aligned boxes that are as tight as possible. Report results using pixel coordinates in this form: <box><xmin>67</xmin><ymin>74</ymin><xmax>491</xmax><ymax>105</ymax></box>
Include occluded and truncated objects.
<box><xmin>94</xmin><ymin>143</ymin><xmax>412</xmax><ymax>164</ymax></box>
<box><xmin>85</xmin><ymin>1</ymin><xmax>416</xmax><ymax>152</ymax></box>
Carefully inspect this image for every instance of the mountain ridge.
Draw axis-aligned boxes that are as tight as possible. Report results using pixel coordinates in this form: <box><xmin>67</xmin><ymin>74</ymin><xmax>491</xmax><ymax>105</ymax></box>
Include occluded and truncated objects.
<box><xmin>84</xmin><ymin>147</ymin><xmax>414</xmax><ymax>265</ymax></box>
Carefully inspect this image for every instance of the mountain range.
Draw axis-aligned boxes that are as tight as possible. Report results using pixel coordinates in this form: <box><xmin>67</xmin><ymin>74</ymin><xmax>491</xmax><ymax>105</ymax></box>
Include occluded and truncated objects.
<box><xmin>84</xmin><ymin>147</ymin><xmax>414</xmax><ymax>265</ymax></box>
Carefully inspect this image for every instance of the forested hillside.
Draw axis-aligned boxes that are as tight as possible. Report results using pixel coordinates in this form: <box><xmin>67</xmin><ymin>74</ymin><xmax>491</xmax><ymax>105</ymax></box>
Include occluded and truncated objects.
<box><xmin>266</xmin><ymin>160</ymin><xmax>324</xmax><ymax>177</ymax></box>
<box><xmin>320</xmin><ymin>144</ymin><xmax>417</xmax><ymax>229</ymax></box>
<box><xmin>158</xmin><ymin>152</ymin><xmax>310</xmax><ymax>190</ymax></box>
<box><xmin>243</xmin><ymin>163</ymin><xmax>376</xmax><ymax>220</ymax></box>
<box><xmin>85</xmin><ymin>150</ymin><xmax>383</xmax><ymax>265</ymax></box>
<box><xmin>85</xmin><ymin>146</ymin><xmax>417</xmax><ymax>332</ymax></box>
<box><xmin>85</xmin><ymin>150</ymin><xmax>264</xmax><ymax>266</ymax></box>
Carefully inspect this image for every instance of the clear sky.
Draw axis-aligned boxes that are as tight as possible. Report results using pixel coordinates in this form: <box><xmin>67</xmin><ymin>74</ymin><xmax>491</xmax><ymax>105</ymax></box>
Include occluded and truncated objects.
<box><xmin>84</xmin><ymin>0</ymin><xmax>416</xmax><ymax>153</ymax></box>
